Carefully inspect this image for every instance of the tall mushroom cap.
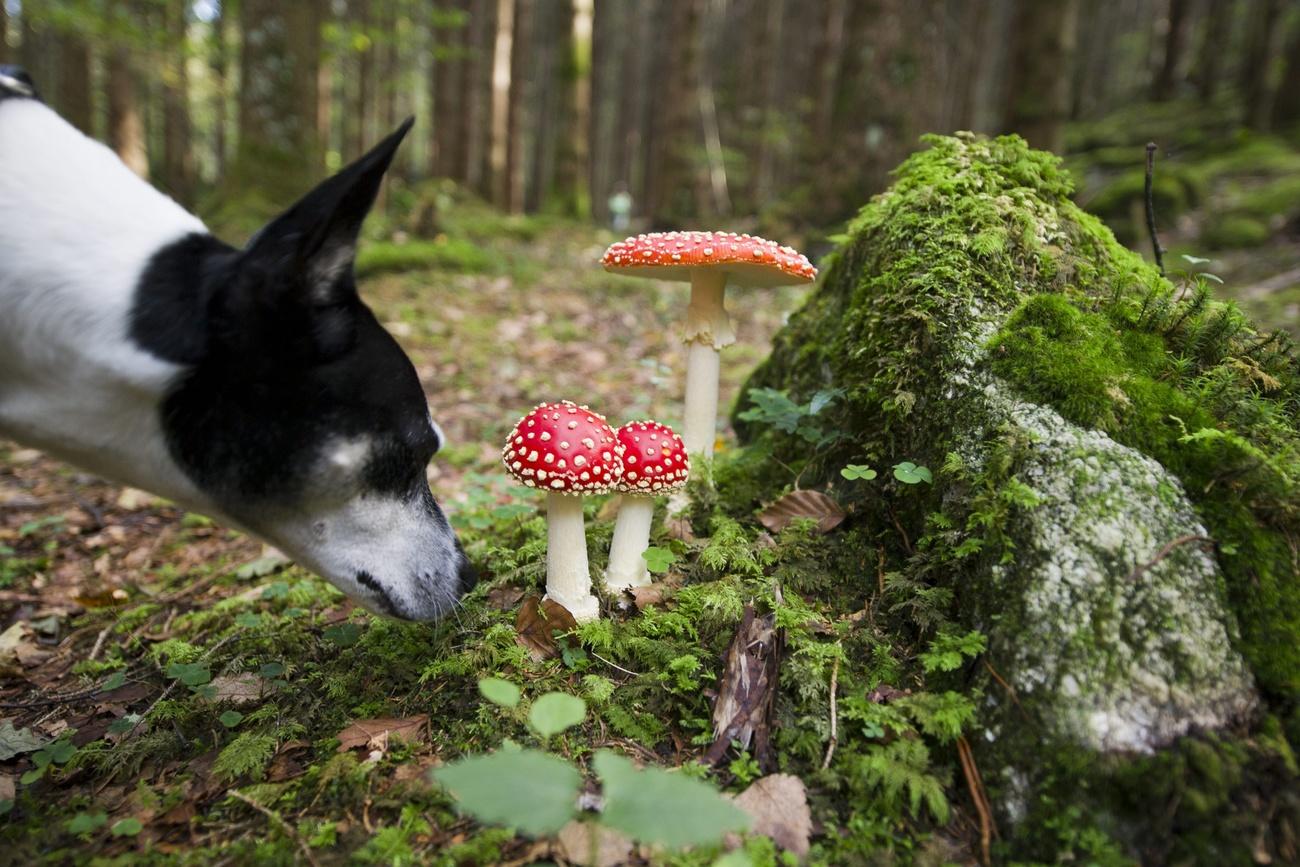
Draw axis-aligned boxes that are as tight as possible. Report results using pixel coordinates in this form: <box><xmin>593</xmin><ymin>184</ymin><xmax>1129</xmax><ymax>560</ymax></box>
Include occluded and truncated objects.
<box><xmin>601</xmin><ymin>231</ymin><xmax>817</xmax><ymax>287</ymax></box>
<box><xmin>614</xmin><ymin>420</ymin><xmax>690</xmax><ymax>494</ymax></box>
<box><xmin>502</xmin><ymin>401</ymin><xmax>622</xmax><ymax>493</ymax></box>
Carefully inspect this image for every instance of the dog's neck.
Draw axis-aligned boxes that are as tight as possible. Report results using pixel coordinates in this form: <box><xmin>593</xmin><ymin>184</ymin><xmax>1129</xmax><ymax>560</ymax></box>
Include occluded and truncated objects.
<box><xmin>0</xmin><ymin>98</ymin><xmax>215</xmax><ymax>509</ymax></box>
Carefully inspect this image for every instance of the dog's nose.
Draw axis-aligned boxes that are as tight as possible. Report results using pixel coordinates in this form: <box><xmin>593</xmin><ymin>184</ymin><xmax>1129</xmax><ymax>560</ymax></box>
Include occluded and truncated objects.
<box><xmin>0</xmin><ymin>66</ymin><xmax>38</xmax><ymax>99</ymax></box>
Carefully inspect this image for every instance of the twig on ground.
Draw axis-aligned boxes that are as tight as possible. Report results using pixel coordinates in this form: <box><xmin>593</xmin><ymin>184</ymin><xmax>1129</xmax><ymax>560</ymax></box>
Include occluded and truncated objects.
<box><xmin>1126</xmin><ymin>534</ymin><xmax>1215</xmax><ymax>583</ymax></box>
<box><xmin>229</xmin><ymin>789</ymin><xmax>321</xmax><ymax>867</ymax></box>
<box><xmin>1145</xmin><ymin>142</ymin><xmax>1166</xmax><ymax>276</ymax></box>
<box><xmin>589</xmin><ymin>650</ymin><xmax>642</xmax><ymax>678</ymax></box>
<box><xmin>0</xmin><ymin>684</ymin><xmax>107</xmax><ymax>709</ymax></box>
<box><xmin>126</xmin><ymin>633</ymin><xmax>239</xmax><ymax>739</ymax></box>
<box><xmin>821</xmin><ymin>650</ymin><xmax>841</xmax><ymax>770</ymax></box>
<box><xmin>956</xmin><ymin>735</ymin><xmax>997</xmax><ymax>866</ymax></box>
<box><xmin>88</xmin><ymin>624</ymin><xmax>113</xmax><ymax>661</ymax></box>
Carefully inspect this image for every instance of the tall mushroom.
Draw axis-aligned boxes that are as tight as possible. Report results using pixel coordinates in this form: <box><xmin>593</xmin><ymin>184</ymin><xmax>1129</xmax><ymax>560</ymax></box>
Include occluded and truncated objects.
<box><xmin>604</xmin><ymin>420</ymin><xmax>690</xmax><ymax>591</ymax></box>
<box><xmin>502</xmin><ymin>401</ymin><xmax>623</xmax><ymax>623</ymax></box>
<box><xmin>600</xmin><ymin>231</ymin><xmax>817</xmax><ymax>459</ymax></box>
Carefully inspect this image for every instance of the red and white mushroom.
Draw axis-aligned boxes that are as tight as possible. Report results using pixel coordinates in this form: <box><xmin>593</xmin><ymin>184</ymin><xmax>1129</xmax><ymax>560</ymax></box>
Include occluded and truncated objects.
<box><xmin>604</xmin><ymin>420</ymin><xmax>690</xmax><ymax>591</ymax></box>
<box><xmin>502</xmin><ymin>400</ymin><xmax>623</xmax><ymax>622</ymax></box>
<box><xmin>601</xmin><ymin>231</ymin><xmax>816</xmax><ymax>458</ymax></box>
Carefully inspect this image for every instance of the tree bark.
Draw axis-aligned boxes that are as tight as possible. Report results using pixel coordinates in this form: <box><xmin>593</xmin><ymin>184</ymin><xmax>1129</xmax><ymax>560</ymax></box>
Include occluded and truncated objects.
<box><xmin>644</xmin><ymin>0</ymin><xmax>700</xmax><ymax>228</ymax></box>
<box><xmin>211</xmin><ymin>0</ymin><xmax>232</xmax><ymax>183</ymax></box>
<box><xmin>162</xmin><ymin>2</ymin><xmax>194</xmax><ymax>206</ymax></box>
<box><xmin>505</xmin><ymin>0</ymin><xmax>531</xmax><ymax>213</ymax></box>
<box><xmin>1003</xmin><ymin>0</ymin><xmax>1081</xmax><ymax>154</ymax></box>
<box><xmin>57</xmin><ymin>32</ymin><xmax>93</xmax><ymax>135</ymax></box>
<box><xmin>1241</xmin><ymin>0</ymin><xmax>1284</xmax><ymax>129</ymax></box>
<box><xmin>352</xmin><ymin>0</ymin><xmax>374</xmax><ymax>159</ymax></box>
<box><xmin>1151</xmin><ymin>0</ymin><xmax>1192</xmax><ymax>100</ymax></box>
<box><xmin>431</xmin><ymin>1</ymin><xmax>468</xmax><ymax>178</ymax></box>
<box><xmin>232</xmin><ymin>0</ymin><xmax>324</xmax><ymax>208</ymax></box>
<box><xmin>106</xmin><ymin>0</ymin><xmax>148</xmax><ymax>178</ymax></box>
<box><xmin>553</xmin><ymin>0</ymin><xmax>591</xmax><ymax>217</ymax></box>
<box><xmin>1271</xmin><ymin>11</ymin><xmax>1300</xmax><ymax>127</ymax></box>
<box><xmin>587</xmin><ymin>0</ymin><xmax>618</xmax><ymax>223</ymax></box>
<box><xmin>463</xmin><ymin>0</ymin><xmax>497</xmax><ymax>193</ymax></box>
<box><xmin>489</xmin><ymin>0</ymin><xmax>513</xmax><ymax>206</ymax></box>
<box><xmin>1194</xmin><ymin>0</ymin><xmax>1233</xmax><ymax>102</ymax></box>
<box><xmin>811</xmin><ymin>0</ymin><xmax>846</xmax><ymax>143</ymax></box>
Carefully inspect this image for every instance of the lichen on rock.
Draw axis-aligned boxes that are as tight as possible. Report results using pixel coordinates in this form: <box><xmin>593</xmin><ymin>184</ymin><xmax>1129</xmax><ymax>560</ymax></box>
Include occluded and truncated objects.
<box><xmin>734</xmin><ymin>131</ymin><xmax>1299</xmax><ymax>859</ymax></box>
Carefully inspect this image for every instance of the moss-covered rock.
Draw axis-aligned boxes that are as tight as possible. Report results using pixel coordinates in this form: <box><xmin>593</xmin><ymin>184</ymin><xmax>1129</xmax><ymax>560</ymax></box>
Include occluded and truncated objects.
<box><xmin>736</xmin><ymin>133</ymin><xmax>1300</xmax><ymax>860</ymax></box>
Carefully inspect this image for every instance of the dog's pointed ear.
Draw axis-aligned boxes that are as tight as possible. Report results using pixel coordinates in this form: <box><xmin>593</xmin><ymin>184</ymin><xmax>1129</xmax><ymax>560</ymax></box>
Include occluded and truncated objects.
<box><xmin>242</xmin><ymin>118</ymin><xmax>414</xmax><ymax>304</ymax></box>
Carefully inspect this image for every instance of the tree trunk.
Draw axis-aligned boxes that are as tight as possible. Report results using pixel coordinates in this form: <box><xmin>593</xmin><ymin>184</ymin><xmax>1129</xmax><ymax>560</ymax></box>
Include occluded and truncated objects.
<box><xmin>431</xmin><ymin>1</ymin><xmax>468</xmax><ymax>178</ymax></box>
<box><xmin>489</xmin><ymin>0</ymin><xmax>513</xmax><ymax>206</ymax></box>
<box><xmin>505</xmin><ymin>0</ymin><xmax>531</xmax><ymax>213</ymax></box>
<box><xmin>463</xmin><ymin>0</ymin><xmax>497</xmax><ymax>193</ymax></box>
<box><xmin>232</xmin><ymin>0</ymin><xmax>324</xmax><ymax>210</ymax></box>
<box><xmin>587</xmin><ymin>0</ymin><xmax>618</xmax><ymax>223</ymax></box>
<box><xmin>811</xmin><ymin>0</ymin><xmax>846</xmax><ymax>143</ymax></box>
<box><xmin>1241</xmin><ymin>0</ymin><xmax>1284</xmax><ymax>129</ymax></box>
<box><xmin>644</xmin><ymin>0</ymin><xmax>700</xmax><ymax>228</ymax></box>
<box><xmin>106</xmin><ymin>0</ymin><xmax>148</xmax><ymax>178</ymax></box>
<box><xmin>751</xmin><ymin>0</ymin><xmax>784</xmax><ymax>206</ymax></box>
<box><xmin>1271</xmin><ymin>12</ymin><xmax>1300</xmax><ymax>128</ymax></box>
<box><xmin>1194</xmin><ymin>0</ymin><xmax>1234</xmax><ymax>102</ymax></box>
<box><xmin>351</xmin><ymin>0</ymin><xmax>374</xmax><ymax>159</ymax></box>
<box><xmin>1003</xmin><ymin>0</ymin><xmax>1081</xmax><ymax>154</ymax></box>
<box><xmin>1151</xmin><ymin>0</ymin><xmax>1191</xmax><ymax>100</ymax></box>
<box><xmin>162</xmin><ymin>2</ymin><xmax>194</xmax><ymax>206</ymax></box>
<box><xmin>57</xmin><ymin>32</ymin><xmax>93</xmax><ymax>135</ymax></box>
<box><xmin>553</xmin><ymin>0</ymin><xmax>591</xmax><ymax>217</ymax></box>
<box><xmin>211</xmin><ymin>0</ymin><xmax>231</xmax><ymax>183</ymax></box>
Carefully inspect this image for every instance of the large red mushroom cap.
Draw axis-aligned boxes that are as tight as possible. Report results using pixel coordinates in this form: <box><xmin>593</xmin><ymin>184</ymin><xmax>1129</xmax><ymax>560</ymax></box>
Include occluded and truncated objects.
<box><xmin>601</xmin><ymin>231</ymin><xmax>817</xmax><ymax>287</ymax></box>
<box><xmin>502</xmin><ymin>401</ymin><xmax>622</xmax><ymax>494</ymax></box>
<box><xmin>614</xmin><ymin>420</ymin><xmax>690</xmax><ymax>494</ymax></box>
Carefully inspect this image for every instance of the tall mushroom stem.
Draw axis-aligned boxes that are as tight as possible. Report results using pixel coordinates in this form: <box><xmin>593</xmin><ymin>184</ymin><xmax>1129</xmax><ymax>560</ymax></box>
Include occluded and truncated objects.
<box><xmin>681</xmin><ymin>269</ymin><xmax>734</xmax><ymax>458</ymax></box>
<box><xmin>545</xmin><ymin>492</ymin><xmax>600</xmax><ymax>622</ymax></box>
<box><xmin>604</xmin><ymin>495</ymin><xmax>656</xmax><ymax>591</ymax></box>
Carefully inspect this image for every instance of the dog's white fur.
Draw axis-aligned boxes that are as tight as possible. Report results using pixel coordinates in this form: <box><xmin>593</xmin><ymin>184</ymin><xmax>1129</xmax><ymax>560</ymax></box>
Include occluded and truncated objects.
<box><xmin>0</xmin><ymin>97</ymin><xmax>467</xmax><ymax>619</ymax></box>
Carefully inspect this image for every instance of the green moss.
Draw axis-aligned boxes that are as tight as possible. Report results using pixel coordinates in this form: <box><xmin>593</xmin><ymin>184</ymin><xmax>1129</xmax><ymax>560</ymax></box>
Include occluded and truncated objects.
<box><xmin>354</xmin><ymin>238</ymin><xmax>492</xmax><ymax>277</ymax></box>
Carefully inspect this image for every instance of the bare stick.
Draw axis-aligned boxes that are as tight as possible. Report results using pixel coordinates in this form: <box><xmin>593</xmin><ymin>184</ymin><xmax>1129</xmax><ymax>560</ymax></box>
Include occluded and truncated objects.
<box><xmin>229</xmin><ymin>789</ymin><xmax>321</xmax><ymax>867</ymax></box>
<box><xmin>1127</xmin><ymin>534</ymin><xmax>1215</xmax><ymax>583</ymax></box>
<box><xmin>1145</xmin><ymin>142</ymin><xmax>1166</xmax><ymax>276</ymax></box>
<box><xmin>956</xmin><ymin>735</ymin><xmax>996</xmax><ymax>865</ymax></box>
<box><xmin>821</xmin><ymin>651</ymin><xmax>840</xmax><ymax>770</ymax></box>
<box><xmin>88</xmin><ymin>624</ymin><xmax>112</xmax><ymax>662</ymax></box>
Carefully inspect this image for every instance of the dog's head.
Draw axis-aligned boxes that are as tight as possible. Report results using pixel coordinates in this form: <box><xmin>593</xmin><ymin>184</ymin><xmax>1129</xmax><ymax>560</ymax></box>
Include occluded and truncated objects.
<box><xmin>133</xmin><ymin>121</ymin><xmax>475</xmax><ymax>620</ymax></box>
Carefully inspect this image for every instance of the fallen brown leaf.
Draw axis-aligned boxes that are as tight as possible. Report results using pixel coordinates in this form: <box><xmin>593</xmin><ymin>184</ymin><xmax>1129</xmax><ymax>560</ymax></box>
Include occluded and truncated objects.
<box><xmin>335</xmin><ymin>716</ymin><xmax>429</xmax><ymax>753</ymax></box>
<box><xmin>706</xmin><ymin>604</ymin><xmax>783</xmax><ymax>769</ymax></box>
<box><xmin>628</xmin><ymin>580</ymin><xmax>678</xmax><ymax>611</ymax></box>
<box><xmin>757</xmin><ymin>490</ymin><xmax>845</xmax><ymax>535</ymax></box>
<box><xmin>515</xmin><ymin>594</ymin><xmax>578</xmax><ymax>661</ymax></box>
<box><xmin>663</xmin><ymin>513</ymin><xmax>697</xmax><ymax>543</ymax></box>
<box><xmin>731</xmin><ymin>774</ymin><xmax>812</xmax><ymax>858</ymax></box>
<box><xmin>209</xmin><ymin>674</ymin><xmax>268</xmax><ymax>706</ymax></box>
<box><xmin>487</xmin><ymin>585</ymin><xmax>526</xmax><ymax>610</ymax></box>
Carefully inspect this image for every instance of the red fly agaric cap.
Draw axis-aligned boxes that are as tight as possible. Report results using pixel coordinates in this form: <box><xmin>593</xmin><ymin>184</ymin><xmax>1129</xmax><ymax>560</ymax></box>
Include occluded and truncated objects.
<box><xmin>601</xmin><ymin>231</ymin><xmax>817</xmax><ymax>287</ymax></box>
<box><xmin>615</xmin><ymin>420</ymin><xmax>690</xmax><ymax>494</ymax></box>
<box><xmin>502</xmin><ymin>401</ymin><xmax>622</xmax><ymax>494</ymax></box>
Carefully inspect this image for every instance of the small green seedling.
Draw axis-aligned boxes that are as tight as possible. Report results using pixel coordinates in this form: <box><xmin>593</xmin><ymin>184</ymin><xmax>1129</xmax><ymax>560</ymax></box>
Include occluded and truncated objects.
<box><xmin>840</xmin><ymin>464</ymin><xmax>877</xmax><ymax>481</ymax></box>
<box><xmin>892</xmin><ymin>462</ymin><xmax>932</xmax><ymax>484</ymax></box>
<box><xmin>642</xmin><ymin>546</ymin><xmax>676</xmax><ymax>574</ymax></box>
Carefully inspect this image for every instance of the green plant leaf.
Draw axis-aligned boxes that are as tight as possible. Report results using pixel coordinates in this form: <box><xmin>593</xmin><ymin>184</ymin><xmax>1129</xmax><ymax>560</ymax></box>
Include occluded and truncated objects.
<box><xmin>642</xmin><ymin>546</ymin><xmax>676</xmax><ymax>574</ymax></box>
<box><xmin>840</xmin><ymin>464</ymin><xmax>877</xmax><ymax>481</ymax></box>
<box><xmin>219</xmin><ymin>710</ymin><xmax>245</xmax><ymax>728</ymax></box>
<box><xmin>67</xmin><ymin>811</ymin><xmax>108</xmax><ymax>835</ymax></box>
<box><xmin>259</xmin><ymin>662</ymin><xmax>285</xmax><ymax>678</ymax></box>
<box><xmin>166</xmin><ymin>662</ymin><xmax>211</xmax><ymax>687</ymax></box>
<box><xmin>594</xmin><ymin>750</ymin><xmax>750</xmax><ymax>848</ymax></box>
<box><xmin>892</xmin><ymin>462</ymin><xmax>932</xmax><ymax>484</ymax></box>
<box><xmin>1180</xmin><ymin>254</ymin><xmax>1211</xmax><ymax>265</ymax></box>
<box><xmin>0</xmin><ymin>720</ymin><xmax>48</xmax><ymax>761</ymax></box>
<box><xmin>111</xmin><ymin>817</ymin><xmax>143</xmax><ymax>837</ymax></box>
<box><xmin>528</xmin><ymin>692</ymin><xmax>586</xmax><ymax>738</ymax></box>
<box><xmin>478</xmin><ymin>677</ymin><xmax>522</xmax><ymax>709</ymax></box>
<box><xmin>323</xmin><ymin>623</ymin><xmax>363</xmax><ymax>647</ymax></box>
<box><xmin>101</xmin><ymin>671</ymin><xmax>126</xmax><ymax>691</ymax></box>
<box><xmin>433</xmin><ymin>749</ymin><xmax>580</xmax><ymax>836</ymax></box>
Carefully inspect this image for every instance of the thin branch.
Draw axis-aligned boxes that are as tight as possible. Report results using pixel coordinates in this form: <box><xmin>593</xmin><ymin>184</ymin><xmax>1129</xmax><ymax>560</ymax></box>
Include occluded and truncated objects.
<box><xmin>820</xmin><ymin>650</ymin><xmax>841</xmax><ymax>770</ymax></box>
<box><xmin>983</xmin><ymin>658</ymin><xmax>1030</xmax><ymax>721</ymax></box>
<box><xmin>956</xmin><ymin>735</ymin><xmax>997</xmax><ymax>866</ymax></box>
<box><xmin>1127</xmin><ymin>534</ymin><xmax>1215</xmax><ymax>583</ymax></box>
<box><xmin>1145</xmin><ymin>142</ymin><xmax>1166</xmax><ymax>276</ymax></box>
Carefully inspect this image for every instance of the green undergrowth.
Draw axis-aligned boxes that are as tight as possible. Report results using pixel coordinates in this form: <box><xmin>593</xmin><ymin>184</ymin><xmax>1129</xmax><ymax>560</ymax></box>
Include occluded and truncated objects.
<box><xmin>355</xmin><ymin>237</ymin><xmax>494</xmax><ymax>278</ymax></box>
<box><xmin>734</xmin><ymin>132</ymin><xmax>1300</xmax><ymax>861</ymax></box>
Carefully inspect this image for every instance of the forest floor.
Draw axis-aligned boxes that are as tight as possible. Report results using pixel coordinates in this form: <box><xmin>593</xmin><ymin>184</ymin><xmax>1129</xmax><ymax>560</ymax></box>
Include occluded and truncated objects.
<box><xmin>0</xmin><ymin>125</ymin><xmax>1297</xmax><ymax>863</ymax></box>
<box><xmin>0</xmin><ymin>209</ymin><xmax>819</xmax><ymax>864</ymax></box>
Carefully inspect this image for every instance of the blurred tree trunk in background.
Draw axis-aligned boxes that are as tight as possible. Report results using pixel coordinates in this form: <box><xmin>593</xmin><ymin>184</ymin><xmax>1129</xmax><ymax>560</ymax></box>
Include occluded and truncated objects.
<box><xmin>106</xmin><ymin>0</ymin><xmax>148</xmax><ymax>178</ymax></box>
<box><xmin>20</xmin><ymin>5</ymin><xmax>48</xmax><ymax>99</ymax></box>
<box><xmin>615</xmin><ymin>0</ymin><xmax>649</xmax><ymax>215</ymax></box>
<box><xmin>1</xmin><ymin>0</ymin><xmax>9</xmax><ymax>65</ymax></box>
<box><xmin>1004</xmin><ymin>0</ymin><xmax>1080</xmax><ymax>153</ymax></box>
<box><xmin>431</xmin><ymin>1</ymin><xmax>468</xmax><ymax>178</ymax></box>
<box><xmin>1195</xmin><ymin>0</ymin><xmax>1234</xmax><ymax>102</ymax></box>
<box><xmin>505</xmin><ymin>0</ymin><xmax>531</xmax><ymax>213</ymax></box>
<box><xmin>489</xmin><ymin>0</ymin><xmax>513</xmax><ymax>206</ymax></box>
<box><xmin>969</xmin><ymin>0</ymin><xmax>1015</xmax><ymax>130</ymax></box>
<box><xmin>232</xmin><ymin>0</ymin><xmax>323</xmax><ymax>208</ymax></box>
<box><xmin>350</xmin><ymin>0</ymin><xmax>373</xmax><ymax>159</ymax></box>
<box><xmin>211</xmin><ymin>0</ymin><xmax>232</xmax><ymax>183</ymax></box>
<box><xmin>377</xmin><ymin>0</ymin><xmax>398</xmax><ymax>138</ymax></box>
<box><xmin>463</xmin><ymin>0</ymin><xmax>497</xmax><ymax>194</ymax></box>
<box><xmin>57</xmin><ymin>32</ymin><xmax>93</xmax><ymax>135</ymax></box>
<box><xmin>587</xmin><ymin>0</ymin><xmax>619</xmax><ymax>224</ymax></box>
<box><xmin>644</xmin><ymin>0</ymin><xmax>700</xmax><ymax>227</ymax></box>
<box><xmin>526</xmin><ymin>0</ymin><xmax>558</xmax><ymax>213</ymax></box>
<box><xmin>1241</xmin><ymin>0</ymin><xmax>1284</xmax><ymax>129</ymax></box>
<box><xmin>162</xmin><ymin>2</ymin><xmax>194</xmax><ymax>206</ymax></box>
<box><xmin>811</xmin><ymin>0</ymin><xmax>846</xmax><ymax>144</ymax></box>
<box><xmin>1271</xmin><ymin>15</ymin><xmax>1300</xmax><ymax>128</ymax></box>
<box><xmin>1151</xmin><ymin>0</ymin><xmax>1191</xmax><ymax>100</ymax></box>
<box><xmin>553</xmin><ymin>0</ymin><xmax>591</xmax><ymax>217</ymax></box>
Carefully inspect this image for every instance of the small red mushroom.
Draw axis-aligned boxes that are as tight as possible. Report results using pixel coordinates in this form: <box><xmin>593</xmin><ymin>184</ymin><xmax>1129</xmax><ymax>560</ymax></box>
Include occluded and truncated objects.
<box><xmin>600</xmin><ymin>231</ymin><xmax>816</xmax><ymax>458</ymax></box>
<box><xmin>604</xmin><ymin>420</ymin><xmax>690</xmax><ymax>591</ymax></box>
<box><xmin>502</xmin><ymin>400</ymin><xmax>622</xmax><ymax>622</ymax></box>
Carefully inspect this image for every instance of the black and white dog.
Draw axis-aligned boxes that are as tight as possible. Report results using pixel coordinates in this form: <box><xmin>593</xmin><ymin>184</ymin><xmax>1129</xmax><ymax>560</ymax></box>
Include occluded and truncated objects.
<box><xmin>0</xmin><ymin>67</ymin><xmax>474</xmax><ymax>620</ymax></box>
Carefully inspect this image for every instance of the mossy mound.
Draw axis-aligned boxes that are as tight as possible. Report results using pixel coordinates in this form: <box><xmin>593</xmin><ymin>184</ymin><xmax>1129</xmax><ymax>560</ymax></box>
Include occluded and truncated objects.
<box><xmin>735</xmin><ymin>133</ymin><xmax>1300</xmax><ymax>860</ymax></box>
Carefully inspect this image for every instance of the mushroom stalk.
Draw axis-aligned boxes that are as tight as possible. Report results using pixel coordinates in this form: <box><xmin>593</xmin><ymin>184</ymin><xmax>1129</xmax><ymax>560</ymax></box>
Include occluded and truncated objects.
<box><xmin>545</xmin><ymin>492</ymin><xmax>600</xmax><ymax>622</ymax></box>
<box><xmin>604</xmin><ymin>495</ymin><xmax>656</xmax><ymax>591</ymax></box>
<box><xmin>681</xmin><ymin>270</ymin><xmax>734</xmax><ymax>457</ymax></box>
